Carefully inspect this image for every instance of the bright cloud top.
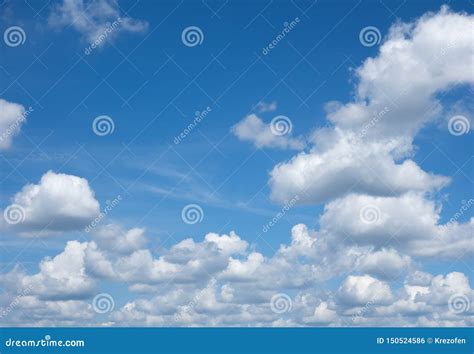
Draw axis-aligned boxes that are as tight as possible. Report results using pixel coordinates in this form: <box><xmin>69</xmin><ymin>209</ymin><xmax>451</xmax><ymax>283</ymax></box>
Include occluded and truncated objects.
<box><xmin>2</xmin><ymin>171</ymin><xmax>100</xmax><ymax>234</ymax></box>
<box><xmin>269</xmin><ymin>7</ymin><xmax>473</xmax><ymax>204</ymax></box>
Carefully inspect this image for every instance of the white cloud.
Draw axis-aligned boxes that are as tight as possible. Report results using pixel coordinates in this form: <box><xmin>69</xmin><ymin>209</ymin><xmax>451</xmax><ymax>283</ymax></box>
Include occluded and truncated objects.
<box><xmin>328</xmin><ymin>6</ymin><xmax>474</xmax><ymax>138</ymax></box>
<box><xmin>21</xmin><ymin>241</ymin><xmax>97</xmax><ymax>301</ymax></box>
<box><xmin>319</xmin><ymin>192</ymin><xmax>474</xmax><ymax>259</ymax></box>
<box><xmin>358</xmin><ymin>248</ymin><xmax>412</xmax><ymax>280</ymax></box>
<box><xmin>204</xmin><ymin>231</ymin><xmax>248</xmax><ymax>255</ymax></box>
<box><xmin>2</xmin><ymin>171</ymin><xmax>100</xmax><ymax>234</ymax></box>
<box><xmin>0</xmin><ymin>99</ymin><xmax>29</xmax><ymax>150</ymax></box>
<box><xmin>0</xmin><ymin>7</ymin><xmax>472</xmax><ymax>328</ymax></box>
<box><xmin>269</xmin><ymin>7</ymin><xmax>473</xmax><ymax>204</ymax></box>
<box><xmin>232</xmin><ymin>114</ymin><xmax>304</xmax><ymax>150</ymax></box>
<box><xmin>337</xmin><ymin>275</ymin><xmax>393</xmax><ymax>306</ymax></box>
<box><xmin>92</xmin><ymin>224</ymin><xmax>147</xmax><ymax>254</ymax></box>
<box><xmin>303</xmin><ymin>301</ymin><xmax>337</xmax><ymax>325</ymax></box>
<box><xmin>270</xmin><ymin>129</ymin><xmax>449</xmax><ymax>204</ymax></box>
<box><xmin>48</xmin><ymin>0</ymin><xmax>148</xmax><ymax>44</ymax></box>
<box><xmin>0</xmin><ymin>225</ymin><xmax>472</xmax><ymax>326</ymax></box>
<box><xmin>254</xmin><ymin>101</ymin><xmax>277</xmax><ymax>113</ymax></box>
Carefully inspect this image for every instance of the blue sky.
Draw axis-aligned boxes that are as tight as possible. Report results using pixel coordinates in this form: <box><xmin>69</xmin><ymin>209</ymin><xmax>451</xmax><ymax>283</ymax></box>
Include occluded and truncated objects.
<box><xmin>0</xmin><ymin>0</ymin><xmax>472</xmax><ymax>326</ymax></box>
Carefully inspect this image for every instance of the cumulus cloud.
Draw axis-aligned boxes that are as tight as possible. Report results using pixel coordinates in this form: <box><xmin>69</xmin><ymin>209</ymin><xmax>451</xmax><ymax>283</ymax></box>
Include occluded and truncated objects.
<box><xmin>337</xmin><ymin>275</ymin><xmax>393</xmax><ymax>306</ymax></box>
<box><xmin>0</xmin><ymin>225</ymin><xmax>472</xmax><ymax>326</ymax></box>
<box><xmin>48</xmin><ymin>0</ymin><xmax>148</xmax><ymax>44</ymax></box>
<box><xmin>92</xmin><ymin>224</ymin><xmax>147</xmax><ymax>254</ymax></box>
<box><xmin>0</xmin><ymin>99</ymin><xmax>29</xmax><ymax>150</ymax></box>
<box><xmin>2</xmin><ymin>171</ymin><xmax>100</xmax><ymax>234</ymax></box>
<box><xmin>270</xmin><ymin>129</ymin><xmax>449</xmax><ymax>204</ymax></box>
<box><xmin>0</xmin><ymin>7</ymin><xmax>472</xmax><ymax>328</ymax></box>
<box><xmin>328</xmin><ymin>7</ymin><xmax>473</xmax><ymax>138</ymax></box>
<box><xmin>319</xmin><ymin>192</ymin><xmax>474</xmax><ymax>259</ymax></box>
<box><xmin>269</xmin><ymin>7</ymin><xmax>473</xmax><ymax>204</ymax></box>
<box><xmin>232</xmin><ymin>114</ymin><xmax>305</xmax><ymax>149</ymax></box>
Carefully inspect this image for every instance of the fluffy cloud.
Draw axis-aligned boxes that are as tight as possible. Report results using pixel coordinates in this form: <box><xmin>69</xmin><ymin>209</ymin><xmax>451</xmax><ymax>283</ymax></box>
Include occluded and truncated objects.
<box><xmin>269</xmin><ymin>7</ymin><xmax>472</xmax><ymax>204</ymax></box>
<box><xmin>0</xmin><ymin>99</ymin><xmax>29</xmax><ymax>150</ymax></box>
<box><xmin>3</xmin><ymin>241</ymin><xmax>98</xmax><ymax>301</ymax></box>
<box><xmin>92</xmin><ymin>224</ymin><xmax>147</xmax><ymax>254</ymax></box>
<box><xmin>337</xmin><ymin>275</ymin><xmax>393</xmax><ymax>306</ymax></box>
<box><xmin>0</xmin><ymin>225</ymin><xmax>472</xmax><ymax>326</ymax></box>
<box><xmin>2</xmin><ymin>171</ymin><xmax>100</xmax><ymax>234</ymax></box>
<box><xmin>48</xmin><ymin>0</ymin><xmax>148</xmax><ymax>44</ymax></box>
<box><xmin>328</xmin><ymin>7</ymin><xmax>473</xmax><ymax>138</ymax></box>
<box><xmin>270</xmin><ymin>129</ymin><xmax>449</xmax><ymax>204</ymax></box>
<box><xmin>319</xmin><ymin>192</ymin><xmax>474</xmax><ymax>259</ymax></box>
<box><xmin>1</xmin><ymin>7</ymin><xmax>472</xmax><ymax>328</ymax></box>
<box><xmin>358</xmin><ymin>248</ymin><xmax>412</xmax><ymax>280</ymax></box>
<box><xmin>232</xmin><ymin>114</ymin><xmax>304</xmax><ymax>149</ymax></box>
